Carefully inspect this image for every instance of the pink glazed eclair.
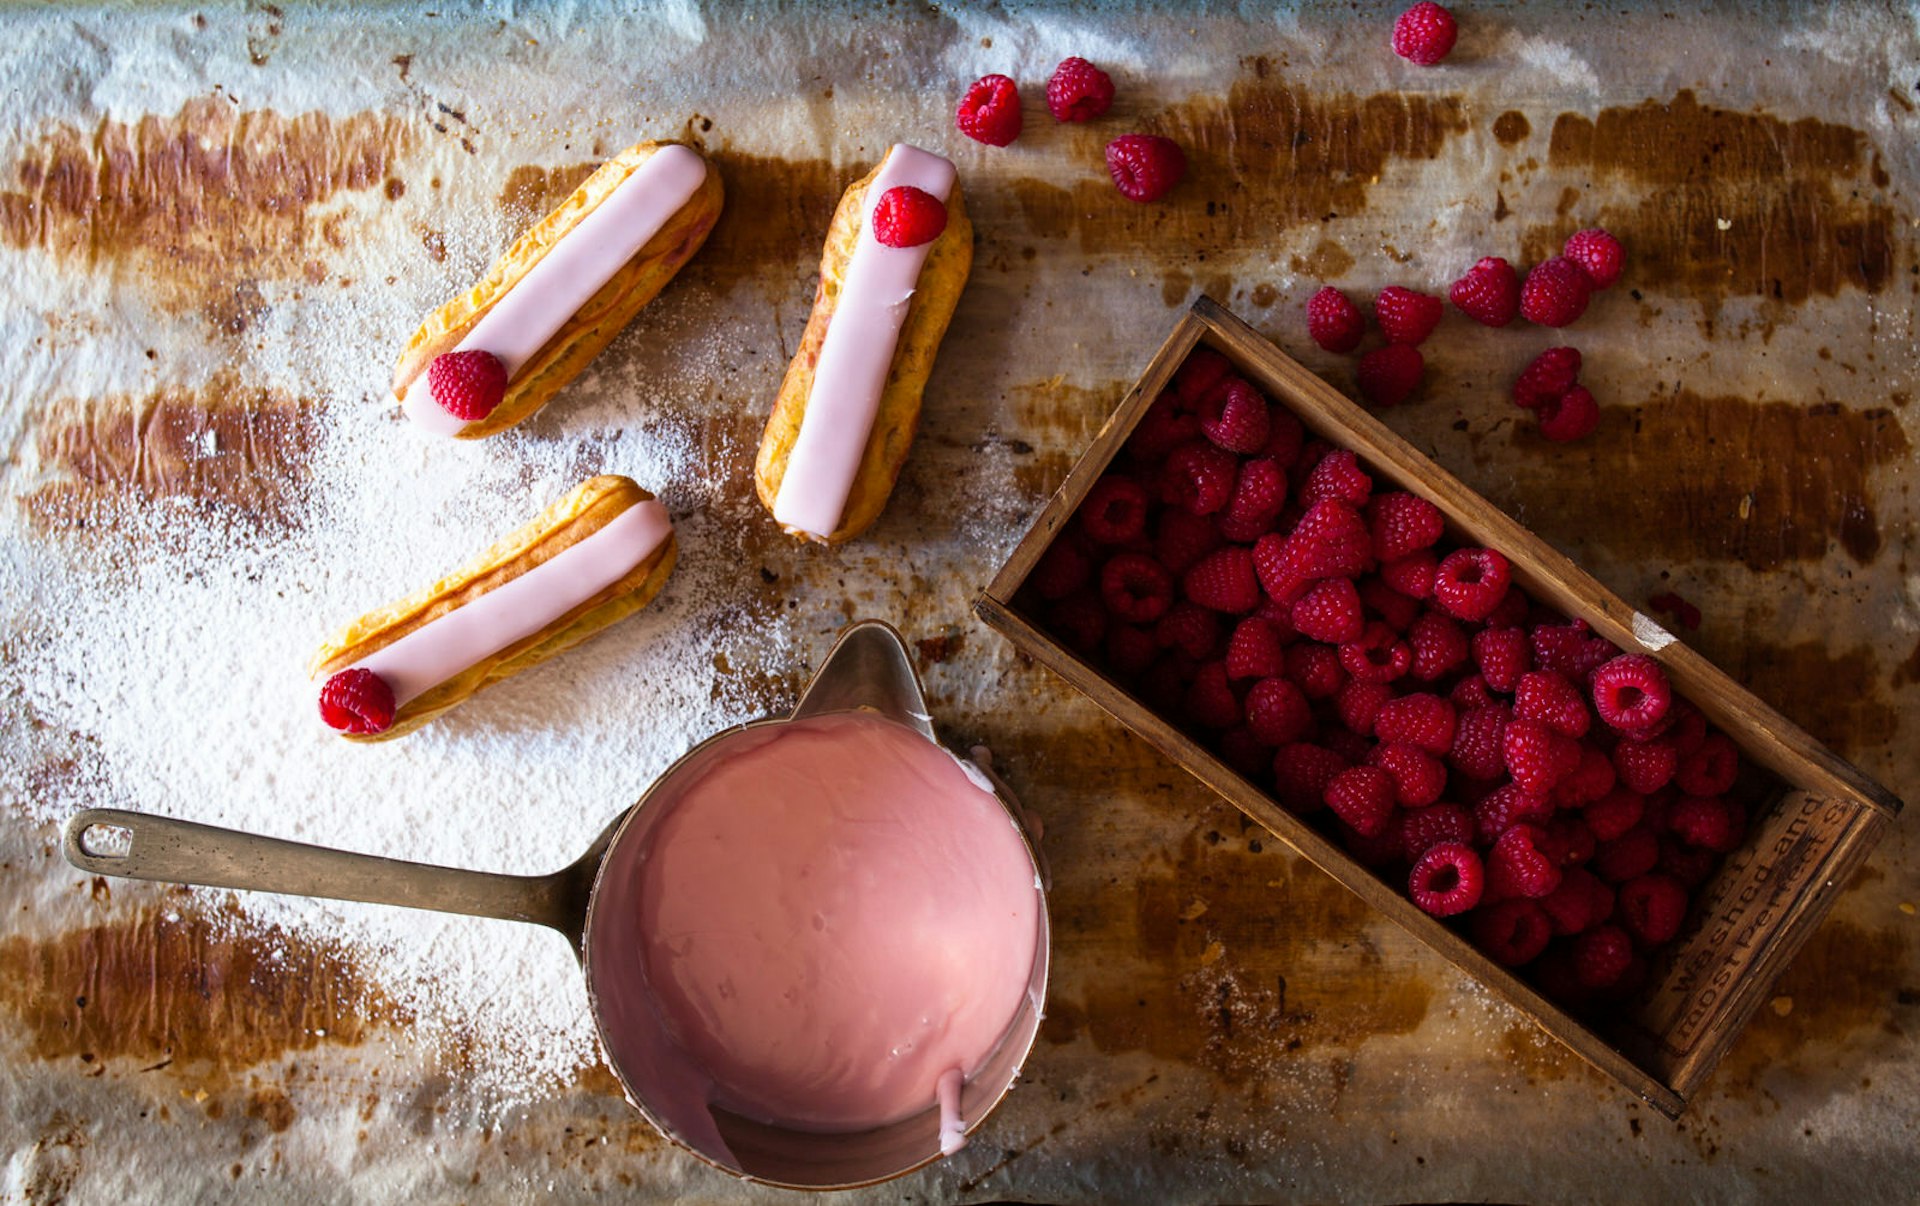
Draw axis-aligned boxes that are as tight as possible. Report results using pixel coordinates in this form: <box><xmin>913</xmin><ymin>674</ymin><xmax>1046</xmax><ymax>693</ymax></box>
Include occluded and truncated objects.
<box><xmin>395</xmin><ymin>140</ymin><xmax>724</xmax><ymax>438</ymax></box>
<box><xmin>311</xmin><ymin>476</ymin><xmax>676</xmax><ymax>741</ymax></box>
<box><xmin>753</xmin><ymin>143</ymin><xmax>973</xmax><ymax>543</ymax></box>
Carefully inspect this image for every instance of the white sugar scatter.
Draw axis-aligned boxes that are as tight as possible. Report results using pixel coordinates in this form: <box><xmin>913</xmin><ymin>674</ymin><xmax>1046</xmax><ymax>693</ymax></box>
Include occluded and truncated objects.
<box><xmin>1496</xmin><ymin>33</ymin><xmax>1603</xmax><ymax>96</ymax></box>
<box><xmin>1630</xmin><ymin>611</ymin><xmax>1678</xmax><ymax>652</ymax></box>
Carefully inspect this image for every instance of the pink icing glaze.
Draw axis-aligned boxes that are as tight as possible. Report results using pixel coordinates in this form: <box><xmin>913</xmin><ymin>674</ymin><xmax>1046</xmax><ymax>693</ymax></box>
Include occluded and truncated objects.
<box><xmin>402</xmin><ymin>143</ymin><xmax>709</xmax><ymax>434</ymax></box>
<box><xmin>770</xmin><ymin>144</ymin><xmax>957</xmax><ymax>538</ymax></box>
<box><xmin>629</xmin><ymin>711</ymin><xmax>1039</xmax><ymax>1136</ymax></box>
<box><xmin>333</xmin><ymin>498</ymin><xmax>671</xmax><ymax>710</ymax></box>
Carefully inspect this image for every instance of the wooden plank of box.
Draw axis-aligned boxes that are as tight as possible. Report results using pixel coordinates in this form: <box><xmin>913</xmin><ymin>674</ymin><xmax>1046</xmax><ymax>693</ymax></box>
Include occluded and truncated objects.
<box><xmin>976</xmin><ymin>295</ymin><xmax>1902</xmax><ymax>1118</ymax></box>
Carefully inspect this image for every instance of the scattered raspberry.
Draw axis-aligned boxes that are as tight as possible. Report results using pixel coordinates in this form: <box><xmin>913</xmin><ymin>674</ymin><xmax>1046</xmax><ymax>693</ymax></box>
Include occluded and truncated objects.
<box><xmin>1473</xmin><ymin>781</ymin><xmax>1551</xmax><ymax>845</ymax></box>
<box><xmin>1381</xmin><ymin>551</ymin><xmax>1437</xmax><ymax>599</ymax></box>
<box><xmin>1030</xmin><ymin>538</ymin><xmax>1091</xmax><ymax>600</ymax></box>
<box><xmin>319</xmin><ymin>668</ymin><xmax>396</xmax><ymax>735</ymax></box>
<box><xmin>1433</xmin><ymin>547</ymin><xmax>1511</xmax><ymax>622</ymax></box>
<box><xmin>1325</xmin><ymin>765</ymin><xmax>1397</xmax><ymax>838</ymax></box>
<box><xmin>1104</xmin><ymin>622</ymin><xmax>1160</xmax><ymax>677</ymax></box>
<box><xmin>1541</xmin><ymin>868</ymin><xmax>1616</xmax><ymax>936</ymax></box>
<box><xmin>1514</xmin><ymin>670</ymin><xmax>1591</xmax><ymax>739</ymax></box>
<box><xmin>1195</xmin><ymin>378</ymin><xmax>1272</xmax><ymax>454</ymax></box>
<box><xmin>1284</xmin><ymin>641</ymin><xmax>1349</xmax><ymax>699</ymax></box>
<box><xmin>1583</xmin><ymin>789</ymin><xmax>1645</xmax><ymax>842</ymax></box>
<box><xmin>1448</xmin><ymin>704</ymin><xmax>1510</xmax><ymax>781</ymax></box>
<box><xmin>1448</xmin><ymin>256</ymin><xmax>1521</xmax><ymax>327</ymax></box>
<box><xmin>1370</xmin><ymin>741</ymin><xmax>1447</xmax><ymax>807</ymax></box>
<box><xmin>1616</xmin><ymin>873</ymin><xmax>1689</xmax><ymax>945</ymax></box>
<box><xmin>1391</xmin><ymin>1</ymin><xmax>1458</xmax><ymax>66</ymax></box>
<box><xmin>1503</xmin><ymin>716</ymin><xmax>1581</xmax><ymax>793</ymax></box>
<box><xmin>1520</xmin><ymin>256</ymin><xmax>1593</xmax><ymax>327</ymax></box>
<box><xmin>1154</xmin><ymin>507</ymin><xmax>1223</xmax><ymax>576</ymax></box>
<box><xmin>1155</xmin><ymin>600</ymin><xmax>1221</xmax><ymax>660</ymax></box>
<box><xmin>956</xmin><ymin>74</ymin><xmax>1022</xmax><ymax>146</ymax></box>
<box><xmin>1306</xmin><ymin>286</ymin><xmax>1366</xmax><ymax>353</ymax></box>
<box><xmin>1563</xmin><ymin>228</ymin><xmax>1625</xmax><ymax>290</ymax></box>
<box><xmin>1217</xmin><ymin>457</ymin><xmax>1289</xmax><ymax>542</ymax></box>
<box><xmin>1669</xmin><ymin>794</ymin><xmax>1743</xmax><ymax>853</ymax></box>
<box><xmin>1409</xmin><ymin>842</ymin><xmax>1484</xmax><ymax>916</ymax></box>
<box><xmin>1591</xmin><ymin>654</ymin><xmax>1672</xmax><ymax>734</ymax></box>
<box><xmin>1487</xmin><ymin>823</ymin><xmax>1563</xmax><ymax>900</ymax></box>
<box><xmin>1613</xmin><ymin>735</ymin><xmax>1679</xmax><ymax>794</ymax></box>
<box><xmin>1340</xmin><ymin>621</ymin><xmax>1414</xmax><ymax>684</ymax></box>
<box><xmin>1407</xmin><ymin>611</ymin><xmax>1469</xmax><ymax>682</ymax></box>
<box><xmin>1592</xmin><ymin>828</ymin><xmax>1660</xmax><ymax>884</ymax></box>
<box><xmin>1551</xmin><ymin>746</ymin><xmax>1618</xmax><ymax>808</ymax></box>
<box><xmin>1183</xmin><ymin>546</ymin><xmax>1261</xmax><ymax>614</ymax></box>
<box><xmin>1572</xmin><ymin>925</ymin><xmax>1634</xmax><ymax>989</ymax></box>
<box><xmin>1402</xmin><ymin>803</ymin><xmax>1475</xmax><ymax>861</ymax></box>
<box><xmin>1044</xmin><ymin>56</ymin><xmax>1115</xmax><ymax>123</ymax></box>
<box><xmin>1129</xmin><ymin>390</ymin><xmax>1201</xmax><ymax>461</ymax></box>
<box><xmin>871</xmin><ymin>185</ymin><xmax>948</xmax><ymax>248</ymax></box>
<box><xmin>1537</xmin><ymin>385</ymin><xmax>1600</xmax><ymax>443</ymax></box>
<box><xmin>1174</xmin><ymin>350</ymin><xmax>1233</xmax><ymax>406</ymax></box>
<box><xmin>1291</xmin><ymin>577</ymin><xmax>1365</xmax><ymax>644</ymax></box>
<box><xmin>1473</xmin><ymin>898</ymin><xmax>1552</xmax><ymax>966</ymax></box>
<box><xmin>1512</xmin><ymin>346</ymin><xmax>1582</xmax><ymax>410</ymax></box>
<box><xmin>1079</xmin><ymin>474</ymin><xmax>1151</xmax><ymax>543</ymax></box>
<box><xmin>1185</xmin><ymin>660</ymin><xmax>1243</xmax><ymax>729</ymax></box>
<box><xmin>427</xmin><ymin>349</ymin><xmax>508</xmax><ymax>421</ymax></box>
<box><xmin>1361</xmin><ymin>577</ymin><xmax>1422</xmax><ymax>633</ymax></box>
<box><xmin>1472</xmin><ymin>626</ymin><xmax>1529</xmax><ymax>692</ymax></box>
<box><xmin>1050</xmin><ymin>591</ymin><xmax>1108</xmax><ymax>654</ymax></box>
<box><xmin>1273</xmin><ymin>742</ymin><xmax>1348</xmax><ymax>813</ymax></box>
<box><xmin>1245</xmin><ymin>677</ymin><xmax>1313</xmax><ymax>746</ymax></box>
<box><xmin>1225</xmin><ymin>616</ymin><xmax>1288</xmax><ymax>680</ymax></box>
<box><xmin>1674</xmin><ymin>733</ymin><xmax>1740</xmax><ymax>797</ymax></box>
<box><xmin>1375</xmin><ymin>286</ymin><xmax>1445</xmax><ymax>346</ymax></box>
<box><xmin>1161</xmin><ymin>441</ymin><xmax>1239</xmax><ymax>515</ymax></box>
<box><xmin>1366</xmin><ymin>492</ymin><xmax>1442</xmax><ymax>562</ymax></box>
<box><xmin>1374</xmin><ymin>692</ymin><xmax>1457</xmax><ymax>754</ymax></box>
<box><xmin>1334</xmin><ymin>679</ymin><xmax>1395</xmax><ymax>736</ymax></box>
<box><xmin>1357</xmin><ymin>344</ymin><xmax>1424</xmax><ymax>407</ymax></box>
<box><xmin>1105</xmin><ymin>134</ymin><xmax>1187</xmax><ymax>202</ymax></box>
<box><xmin>1099</xmin><ymin>553</ymin><xmax>1174</xmax><ymax>624</ymax></box>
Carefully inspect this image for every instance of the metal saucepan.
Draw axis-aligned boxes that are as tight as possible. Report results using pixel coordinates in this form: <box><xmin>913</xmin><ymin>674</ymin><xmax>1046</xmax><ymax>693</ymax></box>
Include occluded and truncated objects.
<box><xmin>62</xmin><ymin>619</ymin><xmax>1051</xmax><ymax>1190</ymax></box>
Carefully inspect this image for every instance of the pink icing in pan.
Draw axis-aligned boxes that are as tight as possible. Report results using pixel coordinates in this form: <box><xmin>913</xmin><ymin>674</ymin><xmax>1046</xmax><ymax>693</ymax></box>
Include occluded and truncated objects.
<box><xmin>771</xmin><ymin>143</ymin><xmax>957</xmax><ymax>539</ymax></box>
<box><xmin>402</xmin><ymin>143</ymin><xmax>710</xmax><ymax>435</ymax></box>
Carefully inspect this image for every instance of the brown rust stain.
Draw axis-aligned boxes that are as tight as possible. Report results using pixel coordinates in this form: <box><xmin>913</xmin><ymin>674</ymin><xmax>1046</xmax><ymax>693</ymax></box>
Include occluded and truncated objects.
<box><xmin>27</xmin><ymin>374</ymin><xmax>322</xmax><ymax>533</ymax></box>
<box><xmin>495</xmin><ymin>160</ymin><xmax>596</xmax><ymax>227</ymax></box>
<box><xmin>0</xmin><ymin>902</ymin><xmax>407</xmax><ymax>1082</ymax></box>
<box><xmin>1287</xmin><ymin>238</ymin><xmax>1355</xmax><ymax>281</ymax></box>
<box><xmin>694</xmin><ymin>148</ymin><xmax>850</xmax><ymax>293</ymax></box>
<box><xmin>1481</xmin><ymin>389</ymin><xmax>1908</xmax><ymax>572</ymax></box>
<box><xmin>1535</xmin><ymin>91</ymin><xmax>1898</xmax><ymax>307</ymax></box>
<box><xmin>245</xmin><ymin>1085</ymin><xmax>296</xmax><ymax>1134</ymax></box>
<box><xmin>1492</xmin><ymin>110</ymin><xmax>1532</xmax><ymax>146</ymax></box>
<box><xmin>1717</xmin><ymin>919</ymin><xmax>1910</xmax><ymax>1090</ymax></box>
<box><xmin>1703</xmin><ymin>639</ymin><xmax>1900</xmax><ymax>759</ymax></box>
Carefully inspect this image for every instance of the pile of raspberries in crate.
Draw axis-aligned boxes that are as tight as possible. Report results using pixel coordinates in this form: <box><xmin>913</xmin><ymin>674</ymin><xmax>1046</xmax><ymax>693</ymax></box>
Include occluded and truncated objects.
<box><xmin>1022</xmin><ymin>348</ymin><xmax>1760</xmax><ymax>1010</ymax></box>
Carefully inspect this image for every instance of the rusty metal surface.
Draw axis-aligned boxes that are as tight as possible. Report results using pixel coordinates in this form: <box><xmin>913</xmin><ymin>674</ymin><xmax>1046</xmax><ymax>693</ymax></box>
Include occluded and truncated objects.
<box><xmin>2</xmin><ymin>2</ymin><xmax>1917</xmax><ymax>1201</ymax></box>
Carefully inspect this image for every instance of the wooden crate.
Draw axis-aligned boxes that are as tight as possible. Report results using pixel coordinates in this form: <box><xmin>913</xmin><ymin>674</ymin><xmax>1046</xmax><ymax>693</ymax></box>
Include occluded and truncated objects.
<box><xmin>975</xmin><ymin>296</ymin><xmax>1903</xmax><ymax>1118</ymax></box>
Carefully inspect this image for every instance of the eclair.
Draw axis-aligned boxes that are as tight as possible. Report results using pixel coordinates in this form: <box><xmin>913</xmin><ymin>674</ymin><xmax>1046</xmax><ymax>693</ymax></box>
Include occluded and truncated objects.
<box><xmin>753</xmin><ymin>143</ymin><xmax>973</xmax><ymax>543</ymax></box>
<box><xmin>394</xmin><ymin>140</ymin><xmax>724</xmax><ymax>438</ymax></box>
<box><xmin>311</xmin><ymin>475</ymin><xmax>676</xmax><ymax>740</ymax></box>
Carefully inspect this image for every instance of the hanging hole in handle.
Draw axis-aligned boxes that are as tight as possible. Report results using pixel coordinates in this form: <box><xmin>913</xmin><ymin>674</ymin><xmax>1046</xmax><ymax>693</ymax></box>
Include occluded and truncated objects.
<box><xmin>79</xmin><ymin>823</ymin><xmax>134</xmax><ymax>859</ymax></box>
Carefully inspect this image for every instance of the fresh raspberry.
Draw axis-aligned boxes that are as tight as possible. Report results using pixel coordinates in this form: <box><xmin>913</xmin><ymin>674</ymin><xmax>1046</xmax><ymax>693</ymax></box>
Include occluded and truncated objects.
<box><xmin>1325</xmin><ymin>765</ymin><xmax>1397</xmax><ymax>838</ymax></box>
<box><xmin>1529</xmin><ymin>618</ymin><xmax>1616</xmax><ymax>683</ymax></box>
<box><xmin>1520</xmin><ymin>256</ymin><xmax>1593</xmax><ymax>327</ymax></box>
<box><xmin>1365</xmin><ymin>492</ymin><xmax>1441</xmax><ymax>561</ymax></box>
<box><xmin>1155</xmin><ymin>507</ymin><xmax>1223</xmax><ymax>576</ymax></box>
<box><xmin>427</xmin><ymin>350</ymin><xmax>508</xmax><ymax>421</ymax></box>
<box><xmin>1375</xmin><ymin>286</ymin><xmax>1445</xmax><ymax>346</ymax></box>
<box><xmin>1245</xmin><ymin>677</ymin><xmax>1313</xmax><ymax>746</ymax></box>
<box><xmin>1030</xmin><ymin>539</ymin><xmax>1091</xmax><ymax>601</ymax></box>
<box><xmin>1099</xmin><ymin>553</ymin><xmax>1174</xmax><ymax>623</ymax></box>
<box><xmin>1273</xmin><ymin>742</ymin><xmax>1348</xmax><ymax>813</ymax></box>
<box><xmin>1503</xmin><ymin>716</ymin><xmax>1581</xmax><ymax>792</ymax></box>
<box><xmin>1137</xmin><ymin>653</ymin><xmax>1197</xmax><ymax>717</ymax></box>
<box><xmin>1639</xmin><ymin>789</ymin><xmax>1674</xmax><ymax>836</ymax></box>
<box><xmin>1049</xmin><ymin>591</ymin><xmax>1108</xmax><ymax>654</ymax></box>
<box><xmin>1537</xmin><ymin>385</ymin><xmax>1600</xmax><ymax>443</ymax></box>
<box><xmin>1380</xmin><ymin>551</ymin><xmax>1437</xmax><ymax>599</ymax></box>
<box><xmin>1407</xmin><ymin>611</ymin><xmax>1469</xmax><ymax>682</ymax></box>
<box><xmin>1128</xmin><ymin>390</ymin><xmax>1201</xmax><ymax>462</ymax></box>
<box><xmin>1183</xmin><ymin>546</ymin><xmax>1261</xmax><ymax>614</ymax></box>
<box><xmin>1472</xmin><ymin>626</ymin><xmax>1529</xmax><ymax>692</ymax></box>
<box><xmin>1448</xmin><ymin>674</ymin><xmax>1499</xmax><ymax>712</ymax></box>
<box><xmin>1664</xmin><ymin>699</ymin><xmax>1710</xmax><ymax>757</ymax></box>
<box><xmin>1334</xmin><ymin>679</ymin><xmax>1395</xmax><ymax>736</ymax></box>
<box><xmin>1299</xmin><ymin>449</ymin><xmax>1373</xmax><ymax>510</ymax></box>
<box><xmin>1344</xmin><ymin>812</ymin><xmax>1409</xmax><ymax>868</ymax></box>
<box><xmin>1484</xmin><ymin>588</ymin><xmax>1532</xmax><ymax>630</ymax></box>
<box><xmin>1391</xmin><ymin>1</ymin><xmax>1458</xmax><ymax>65</ymax></box>
<box><xmin>1104</xmin><ymin>622</ymin><xmax>1159</xmax><ymax>677</ymax></box>
<box><xmin>1552</xmin><ymin>746</ymin><xmax>1618</xmax><ymax>808</ymax></box>
<box><xmin>1185</xmin><ymin>660</ymin><xmax>1243</xmax><ymax>729</ymax></box>
<box><xmin>1374</xmin><ymin>692</ymin><xmax>1456</xmax><ymax>754</ymax></box>
<box><xmin>1356</xmin><ymin>344</ymin><xmax>1424</xmax><ymax>407</ymax></box>
<box><xmin>1616</xmin><ymin>873</ymin><xmax>1689</xmax><ymax>945</ymax></box>
<box><xmin>1448</xmin><ymin>256</ymin><xmax>1520</xmax><ymax>326</ymax></box>
<box><xmin>1402</xmin><ymin>802</ymin><xmax>1474</xmax><ymax>861</ymax></box>
<box><xmin>1433</xmin><ymin>547</ymin><xmax>1511</xmax><ymax>622</ymax></box>
<box><xmin>1370</xmin><ymin>741</ymin><xmax>1447</xmax><ymax>807</ymax></box>
<box><xmin>1254</xmin><ymin>594</ymin><xmax>1300</xmax><ymax>637</ymax></box>
<box><xmin>1105</xmin><ymin>134</ymin><xmax>1187</xmax><ymax>203</ymax></box>
<box><xmin>1593</xmin><ymin>828</ymin><xmax>1660</xmax><ymax>884</ymax></box>
<box><xmin>1473</xmin><ymin>898</ymin><xmax>1552</xmax><ymax>966</ymax></box>
<box><xmin>1216</xmin><ymin>726</ymin><xmax>1271</xmax><ymax>782</ymax></box>
<box><xmin>1588</xmin><ymin>655</ymin><xmax>1671</xmax><ymax>736</ymax></box>
<box><xmin>319</xmin><ymin>668</ymin><xmax>397</xmax><ymax>735</ymax></box>
<box><xmin>1448</xmin><ymin>704</ymin><xmax>1510</xmax><ymax>781</ymax></box>
<box><xmin>1284</xmin><ymin>642</ymin><xmax>1348</xmax><ymax>699</ymax></box>
<box><xmin>1408</xmin><ymin>842</ymin><xmax>1483</xmax><ymax>916</ymax></box>
<box><xmin>1044</xmin><ymin>56</ymin><xmax>1115</xmax><ymax>122</ymax></box>
<box><xmin>1258</xmin><ymin>408</ymin><xmax>1307</xmax><ymax>468</ymax></box>
<box><xmin>1306</xmin><ymin>286</ymin><xmax>1366</xmax><ymax>353</ymax></box>
<box><xmin>1340</xmin><ymin>622</ymin><xmax>1413</xmax><ymax>684</ymax></box>
<box><xmin>1563</xmin><ymin>228</ymin><xmax>1625</xmax><ymax>290</ymax></box>
<box><xmin>1225</xmin><ymin>616</ymin><xmax>1288</xmax><ymax>680</ymax></box>
<box><xmin>1543</xmin><ymin>814</ymin><xmax>1597</xmax><ymax>868</ymax></box>
<box><xmin>1156</xmin><ymin>600</ymin><xmax>1221</xmax><ymax>659</ymax></box>
<box><xmin>1512</xmin><ymin>346</ymin><xmax>1582</xmax><ymax>409</ymax></box>
<box><xmin>1487</xmin><ymin>823</ymin><xmax>1563</xmax><ymax>900</ymax></box>
<box><xmin>1659</xmin><ymin>836</ymin><xmax>1720</xmax><ymax>888</ymax></box>
<box><xmin>871</xmin><ymin>185</ymin><xmax>948</xmax><ymax>248</ymax></box>
<box><xmin>1670</xmin><ymin>794</ymin><xmax>1743</xmax><ymax>853</ymax></box>
<box><xmin>1253</xmin><ymin>533</ymin><xmax>1313</xmax><ymax>606</ymax></box>
<box><xmin>1541</xmin><ymin>868</ymin><xmax>1616</xmax><ymax>936</ymax></box>
<box><xmin>1290</xmin><ymin>577</ymin><xmax>1365</xmax><ymax>644</ymax></box>
<box><xmin>1193</xmin><ymin>380</ymin><xmax>1268</xmax><ymax>456</ymax></box>
<box><xmin>1323</xmin><ymin>727</ymin><xmax>1374</xmax><ymax>767</ymax></box>
<box><xmin>1583</xmin><ymin>789</ymin><xmax>1645</xmax><ymax>842</ymax></box>
<box><xmin>1514</xmin><ymin>670</ymin><xmax>1591</xmax><ymax>739</ymax></box>
<box><xmin>1078</xmin><ymin>475</ymin><xmax>1151</xmax><ymax>543</ymax></box>
<box><xmin>1613</xmin><ymin>735</ymin><xmax>1678</xmax><ymax>794</ymax></box>
<box><xmin>1572</xmin><ymin>925</ymin><xmax>1634</xmax><ymax>989</ymax></box>
<box><xmin>1217</xmin><ymin>457</ymin><xmax>1289</xmax><ymax>542</ymax></box>
<box><xmin>1472</xmin><ymin>781</ymin><xmax>1551</xmax><ymax>845</ymax></box>
<box><xmin>1174</xmin><ymin>349</ymin><xmax>1233</xmax><ymax>405</ymax></box>
<box><xmin>1161</xmin><ymin>441</ymin><xmax>1238</xmax><ymax>515</ymax></box>
<box><xmin>1674</xmin><ymin>733</ymin><xmax>1740</xmax><ymax>797</ymax></box>
<box><xmin>956</xmin><ymin>74</ymin><xmax>1022</xmax><ymax>146</ymax></box>
<box><xmin>1285</xmin><ymin>499</ymin><xmax>1374</xmax><ymax>580</ymax></box>
<box><xmin>1360</xmin><ymin>578</ymin><xmax>1422</xmax><ymax>633</ymax></box>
